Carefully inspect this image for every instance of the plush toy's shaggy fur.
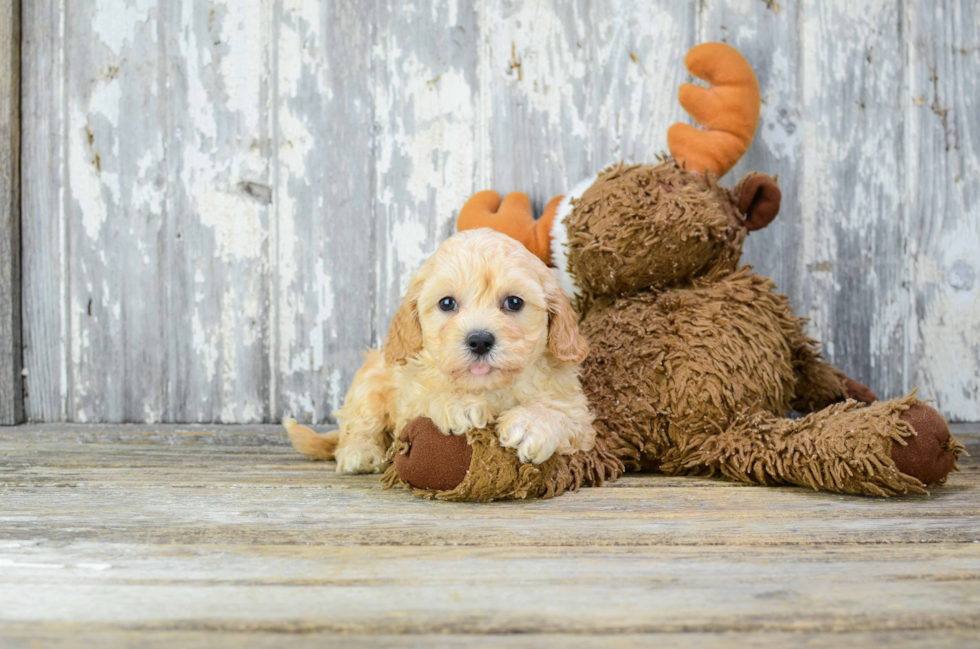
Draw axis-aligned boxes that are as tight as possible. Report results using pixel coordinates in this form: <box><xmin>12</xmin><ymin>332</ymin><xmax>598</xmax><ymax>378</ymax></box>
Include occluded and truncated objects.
<box><xmin>386</xmin><ymin>160</ymin><xmax>963</xmax><ymax>501</ymax></box>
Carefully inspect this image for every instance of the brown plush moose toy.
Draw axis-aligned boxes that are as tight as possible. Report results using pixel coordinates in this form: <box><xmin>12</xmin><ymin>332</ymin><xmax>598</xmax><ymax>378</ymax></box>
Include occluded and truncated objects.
<box><xmin>374</xmin><ymin>43</ymin><xmax>963</xmax><ymax>501</ymax></box>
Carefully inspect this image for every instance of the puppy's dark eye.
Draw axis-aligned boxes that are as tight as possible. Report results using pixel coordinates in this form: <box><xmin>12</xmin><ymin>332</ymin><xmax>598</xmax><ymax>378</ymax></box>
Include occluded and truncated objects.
<box><xmin>502</xmin><ymin>296</ymin><xmax>524</xmax><ymax>312</ymax></box>
<box><xmin>438</xmin><ymin>297</ymin><xmax>458</xmax><ymax>312</ymax></box>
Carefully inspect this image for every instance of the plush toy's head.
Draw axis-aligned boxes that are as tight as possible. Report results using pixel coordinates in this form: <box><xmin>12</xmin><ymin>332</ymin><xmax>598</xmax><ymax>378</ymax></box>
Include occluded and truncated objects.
<box><xmin>563</xmin><ymin>161</ymin><xmax>780</xmax><ymax>297</ymax></box>
<box><xmin>553</xmin><ymin>42</ymin><xmax>781</xmax><ymax>298</ymax></box>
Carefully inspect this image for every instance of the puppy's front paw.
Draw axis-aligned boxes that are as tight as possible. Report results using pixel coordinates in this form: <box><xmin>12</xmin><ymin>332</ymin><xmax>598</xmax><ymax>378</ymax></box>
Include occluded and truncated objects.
<box><xmin>335</xmin><ymin>442</ymin><xmax>386</xmax><ymax>474</ymax></box>
<box><xmin>497</xmin><ymin>409</ymin><xmax>559</xmax><ymax>465</ymax></box>
<box><xmin>440</xmin><ymin>401</ymin><xmax>490</xmax><ymax>436</ymax></box>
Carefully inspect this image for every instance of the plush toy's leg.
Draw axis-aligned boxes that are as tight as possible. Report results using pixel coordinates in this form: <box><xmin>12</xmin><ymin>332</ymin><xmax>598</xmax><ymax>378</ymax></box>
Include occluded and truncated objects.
<box><xmin>791</xmin><ymin>351</ymin><xmax>878</xmax><ymax>411</ymax></box>
<box><xmin>385</xmin><ymin>417</ymin><xmax>622</xmax><ymax>502</ymax></box>
<box><xmin>784</xmin><ymin>316</ymin><xmax>877</xmax><ymax>411</ymax></box>
<box><xmin>679</xmin><ymin>396</ymin><xmax>963</xmax><ymax>496</ymax></box>
<box><xmin>392</xmin><ymin>417</ymin><xmax>472</xmax><ymax>491</ymax></box>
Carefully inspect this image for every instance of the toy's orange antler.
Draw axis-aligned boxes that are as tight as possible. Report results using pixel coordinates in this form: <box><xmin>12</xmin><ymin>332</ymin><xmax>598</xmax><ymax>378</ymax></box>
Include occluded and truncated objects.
<box><xmin>667</xmin><ymin>43</ymin><xmax>760</xmax><ymax>178</ymax></box>
<box><xmin>457</xmin><ymin>191</ymin><xmax>562</xmax><ymax>265</ymax></box>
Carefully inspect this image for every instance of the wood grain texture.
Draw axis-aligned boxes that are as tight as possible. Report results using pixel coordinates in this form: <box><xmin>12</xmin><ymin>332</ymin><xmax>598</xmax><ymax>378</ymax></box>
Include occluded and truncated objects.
<box><xmin>63</xmin><ymin>1</ymin><xmax>171</xmax><ymax>423</ymax></box>
<box><xmin>592</xmin><ymin>1</ymin><xmax>695</xmax><ymax>169</ymax></box>
<box><xmin>20</xmin><ymin>0</ymin><xmax>66</xmax><ymax>423</ymax></box>
<box><xmin>0</xmin><ymin>425</ymin><xmax>978</xmax><ymax>644</ymax></box>
<box><xmin>1</xmin><ymin>631</ymin><xmax>979</xmax><ymax>649</ymax></box>
<box><xmin>0</xmin><ymin>0</ymin><xmax>21</xmax><ymax>425</ymax></box>
<box><xmin>907</xmin><ymin>0</ymin><xmax>980</xmax><ymax>420</ymax></box>
<box><xmin>273</xmin><ymin>0</ymin><xmax>377</xmax><ymax>424</ymax></box>
<box><xmin>163</xmin><ymin>2</ymin><xmax>274</xmax><ymax>424</ymax></box>
<box><xmin>801</xmin><ymin>0</ymin><xmax>908</xmax><ymax>401</ymax></box>
<box><xmin>484</xmin><ymin>0</ymin><xmax>592</xmax><ymax>205</ymax></box>
<box><xmin>17</xmin><ymin>0</ymin><xmax>980</xmax><ymax>422</ymax></box>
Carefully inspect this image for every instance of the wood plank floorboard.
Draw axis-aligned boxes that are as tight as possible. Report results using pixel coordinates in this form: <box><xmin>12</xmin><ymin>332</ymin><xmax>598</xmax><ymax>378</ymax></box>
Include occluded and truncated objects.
<box><xmin>1</xmin><ymin>424</ymin><xmax>978</xmax><ymax>646</ymax></box>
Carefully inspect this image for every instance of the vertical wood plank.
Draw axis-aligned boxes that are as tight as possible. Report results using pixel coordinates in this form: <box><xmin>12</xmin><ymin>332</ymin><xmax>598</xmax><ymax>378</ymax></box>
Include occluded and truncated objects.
<box><xmin>591</xmin><ymin>0</ymin><xmax>695</xmax><ymax>168</ymax></box>
<box><xmin>0</xmin><ymin>0</ymin><xmax>22</xmax><ymax>424</ymax></box>
<box><xmin>800</xmin><ymin>0</ymin><xmax>908</xmax><ymax>399</ymax></box>
<box><xmin>372</xmin><ymin>0</ymin><xmax>482</xmax><ymax>352</ymax></box>
<box><xmin>273</xmin><ymin>0</ymin><xmax>378</xmax><ymax>424</ymax></box>
<box><xmin>482</xmin><ymin>0</ymin><xmax>592</xmax><ymax>210</ymax></box>
<box><xmin>907</xmin><ymin>0</ymin><xmax>980</xmax><ymax>421</ymax></box>
<box><xmin>21</xmin><ymin>0</ymin><xmax>66</xmax><ymax>422</ymax></box>
<box><xmin>165</xmin><ymin>1</ymin><xmax>273</xmax><ymax>423</ymax></box>
<box><xmin>698</xmin><ymin>1</ymin><xmax>805</xmax><ymax>310</ymax></box>
<box><xmin>62</xmin><ymin>1</ymin><xmax>170</xmax><ymax>422</ymax></box>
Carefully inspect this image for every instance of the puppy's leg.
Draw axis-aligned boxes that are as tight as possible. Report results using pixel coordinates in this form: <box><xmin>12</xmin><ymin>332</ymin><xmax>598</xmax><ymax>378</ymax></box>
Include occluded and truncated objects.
<box><xmin>498</xmin><ymin>394</ymin><xmax>595</xmax><ymax>464</ymax></box>
<box><xmin>334</xmin><ymin>349</ymin><xmax>393</xmax><ymax>474</ymax></box>
<box><xmin>426</xmin><ymin>393</ymin><xmax>491</xmax><ymax>436</ymax></box>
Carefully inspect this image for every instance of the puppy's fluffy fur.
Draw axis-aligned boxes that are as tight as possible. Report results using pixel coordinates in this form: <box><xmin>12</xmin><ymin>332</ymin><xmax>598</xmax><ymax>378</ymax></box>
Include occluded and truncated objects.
<box><xmin>286</xmin><ymin>228</ymin><xmax>595</xmax><ymax>474</ymax></box>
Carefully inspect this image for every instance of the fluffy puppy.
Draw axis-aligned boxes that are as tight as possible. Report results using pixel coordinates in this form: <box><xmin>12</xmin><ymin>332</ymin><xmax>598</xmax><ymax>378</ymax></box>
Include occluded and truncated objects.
<box><xmin>285</xmin><ymin>228</ymin><xmax>594</xmax><ymax>474</ymax></box>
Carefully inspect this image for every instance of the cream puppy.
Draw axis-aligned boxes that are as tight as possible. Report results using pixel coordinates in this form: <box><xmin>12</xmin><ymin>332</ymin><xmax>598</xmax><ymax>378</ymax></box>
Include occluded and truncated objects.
<box><xmin>285</xmin><ymin>228</ymin><xmax>595</xmax><ymax>474</ymax></box>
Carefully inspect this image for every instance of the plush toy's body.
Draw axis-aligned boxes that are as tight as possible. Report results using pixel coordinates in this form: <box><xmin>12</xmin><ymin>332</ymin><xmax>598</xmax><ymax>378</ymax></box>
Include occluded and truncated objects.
<box><xmin>382</xmin><ymin>43</ymin><xmax>963</xmax><ymax>501</ymax></box>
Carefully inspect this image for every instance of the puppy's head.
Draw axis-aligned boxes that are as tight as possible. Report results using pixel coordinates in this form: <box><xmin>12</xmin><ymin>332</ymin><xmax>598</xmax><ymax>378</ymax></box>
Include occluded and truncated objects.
<box><xmin>384</xmin><ymin>228</ymin><xmax>588</xmax><ymax>392</ymax></box>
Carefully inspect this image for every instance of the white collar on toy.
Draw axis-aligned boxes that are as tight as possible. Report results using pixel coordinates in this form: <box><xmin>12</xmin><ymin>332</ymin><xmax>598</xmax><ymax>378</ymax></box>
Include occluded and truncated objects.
<box><xmin>550</xmin><ymin>174</ymin><xmax>598</xmax><ymax>300</ymax></box>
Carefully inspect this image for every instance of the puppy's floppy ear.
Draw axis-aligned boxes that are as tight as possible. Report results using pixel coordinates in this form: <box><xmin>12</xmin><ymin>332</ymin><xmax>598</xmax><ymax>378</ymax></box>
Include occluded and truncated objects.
<box><xmin>547</xmin><ymin>281</ymin><xmax>588</xmax><ymax>364</ymax></box>
<box><xmin>383</xmin><ymin>272</ymin><xmax>425</xmax><ymax>366</ymax></box>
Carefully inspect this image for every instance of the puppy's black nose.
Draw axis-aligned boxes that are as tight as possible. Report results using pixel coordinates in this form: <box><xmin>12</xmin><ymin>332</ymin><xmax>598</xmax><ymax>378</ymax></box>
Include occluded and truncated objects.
<box><xmin>466</xmin><ymin>331</ymin><xmax>495</xmax><ymax>356</ymax></box>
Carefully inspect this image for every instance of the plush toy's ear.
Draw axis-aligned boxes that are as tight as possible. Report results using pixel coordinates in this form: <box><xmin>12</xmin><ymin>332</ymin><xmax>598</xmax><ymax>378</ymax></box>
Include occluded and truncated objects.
<box><xmin>383</xmin><ymin>273</ymin><xmax>425</xmax><ymax>366</ymax></box>
<box><xmin>734</xmin><ymin>172</ymin><xmax>781</xmax><ymax>231</ymax></box>
<box><xmin>546</xmin><ymin>282</ymin><xmax>588</xmax><ymax>364</ymax></box>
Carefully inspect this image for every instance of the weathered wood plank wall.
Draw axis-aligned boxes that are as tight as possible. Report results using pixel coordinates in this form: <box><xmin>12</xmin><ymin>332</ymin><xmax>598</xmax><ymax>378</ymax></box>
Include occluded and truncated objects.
<box><xmin>19</xmin><ymin>0</ymin><xmax>980</xmax><ymax>423</ymax></box>
<box><xmin>0</xmin><ymin>0</ymin><xmax>22</xmax><ymax>425</ymax></box>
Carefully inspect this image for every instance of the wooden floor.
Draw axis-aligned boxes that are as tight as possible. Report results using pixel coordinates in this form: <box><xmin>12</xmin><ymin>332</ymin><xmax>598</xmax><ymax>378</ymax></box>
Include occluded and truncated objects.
<box><xmin>1</xmin><ymin>424</ymin><xmax>978</xmax><ymax>648</ymax></box>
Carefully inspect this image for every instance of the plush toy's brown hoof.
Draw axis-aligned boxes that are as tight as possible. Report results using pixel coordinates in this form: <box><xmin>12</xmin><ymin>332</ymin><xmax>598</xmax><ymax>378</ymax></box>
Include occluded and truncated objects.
<box><xmin>842</xmin><ymin>377</ymin><xmax>878</xmax><ymax>404</ymax></box>
<box><xmin>394</xmin><ymin>418</ymin><xmax>472</xmax><ymax>491</ymax></box>
<box><xmin>893</xmin><ymin>403</ymin><xmax>957</xmax><ymax>485</ymax></box>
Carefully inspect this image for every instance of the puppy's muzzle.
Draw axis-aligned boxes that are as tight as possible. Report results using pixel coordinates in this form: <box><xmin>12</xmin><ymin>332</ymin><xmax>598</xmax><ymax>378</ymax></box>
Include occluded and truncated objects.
<box><xmin>466</xmin><ymin>330</ymin><xmax>495</xmax><ymax>357</ymax></box>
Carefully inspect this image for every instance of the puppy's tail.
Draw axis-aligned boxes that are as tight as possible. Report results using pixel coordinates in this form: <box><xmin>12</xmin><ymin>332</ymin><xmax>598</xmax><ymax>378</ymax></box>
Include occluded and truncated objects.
<box><xmin>283</xmin><ymin>417</ymin><xmax>339</xmax><ymax>460</ymax></box>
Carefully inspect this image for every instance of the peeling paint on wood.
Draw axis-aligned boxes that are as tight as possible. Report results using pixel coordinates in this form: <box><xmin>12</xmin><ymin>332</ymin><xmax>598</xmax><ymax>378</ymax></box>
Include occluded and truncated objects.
<box><xmin>801</xmin><ymin>0</ymin><xmax>908</xmax><ymax>402</ymax></box>
<box><xmin>907</xmin><ymin>0</ymin><xmax>980</xmax><ymax>420</ymax></box>
<box><xmin>19</xmin><ymin>0</ymin><xmax>980</xmax><ymax>422</ymax></box>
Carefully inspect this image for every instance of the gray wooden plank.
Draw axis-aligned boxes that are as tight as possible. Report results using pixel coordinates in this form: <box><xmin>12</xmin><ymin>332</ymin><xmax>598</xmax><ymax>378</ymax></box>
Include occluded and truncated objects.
<box><xmin>0</xmin><ymin>425</ymin><xmax>977</xmax><ymax>641</ymax></box>
<box><xmin>1</xmin><ymin>433</ymin><xmax>977</xmax><ymax>547</ymax></box>
<box><xmin>800</xmin><ymin>0</ymin><xmax>908</xmax><ymax>401</ymax></box>
<box><xmin>0</xmin><ymin>631</ymin><xmax>977</xmax><ymax>649</ymax></box>
<box><xmin>62</xmin><ymin>1</ymin><xmax>170</xmax><ymax>422</ymax></box>
<box><xmin>907</xmin><ymin>0</ymin><xmax>980</xmax><ymax>422</ymax></box>
<box><xmin>698</xmin><ymin>1</ymin><xmax>805</xmax><ymax>311</ymax></box>
<box><xmin>0</xmin><ymin>0</ymin><xmax>21</xmax><ymax>425</ymax></box>
<box><xmin>0</xmin><ymin>622</ymin><xmax>976</xmax><ymax>649</ymax></box>
<box><xmin>20</xmin><ymin>0</ymin><xmax>66</xmax><ymax>422</ymax></box>
<box><xmin>591</xmin><ymin>0</ymin><xmax>695</xmax><ymax>166</ymax></box>
<box><xmin>588</xmin><ymin>0</ymin><xmax>698</xmax><ymax>167</ymax></box>
<box><xmin>484</xmin><ymin>0</ymin><xmax>593</xmax><ymax>211</ymax></box>
<box><xmin>0</xmin><ymin>543</ymin><xmax>977</xmax><ymax>634</ymax></box>
<box><xmin>372</xmin><ymin>0</ymin><xmax>483</xmax><ymax>342</ymax></box>
<box><xmin>164</xmin><ymin>1</ymin><xmax>273</xmax><ymax>423</ymax></box>
<box><xmin>273</xmin><ymin>0</ymin><xmax>378</xmax><ymax>424</ymax></box>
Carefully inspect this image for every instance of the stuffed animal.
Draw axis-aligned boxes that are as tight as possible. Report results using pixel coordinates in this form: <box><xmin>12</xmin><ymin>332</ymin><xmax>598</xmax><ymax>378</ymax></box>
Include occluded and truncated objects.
<box><xmin>377</xmin><ymin>43</ymin><xmax>964</xmax><ymax>501</ymax></box>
